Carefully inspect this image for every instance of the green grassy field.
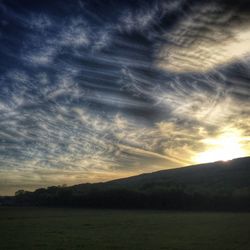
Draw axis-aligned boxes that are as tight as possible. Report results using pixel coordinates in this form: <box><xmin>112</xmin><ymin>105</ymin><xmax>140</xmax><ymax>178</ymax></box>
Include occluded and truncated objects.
<box><xmin>0</xmin><ymin>208</ymin><xmax>250</xmax><ymax>250</ymax></box>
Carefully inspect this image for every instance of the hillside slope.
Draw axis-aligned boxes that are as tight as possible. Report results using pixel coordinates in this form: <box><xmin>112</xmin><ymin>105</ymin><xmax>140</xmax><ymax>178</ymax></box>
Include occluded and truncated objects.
<box><xmin>73</xmin><ymin>157</ymin><xmax>250</xmax><ymax>194</ymax></box>
<box><xmin>9</xmin><ymin>157</ymin><xmax>250</xmax><ymax>210</ymax></box>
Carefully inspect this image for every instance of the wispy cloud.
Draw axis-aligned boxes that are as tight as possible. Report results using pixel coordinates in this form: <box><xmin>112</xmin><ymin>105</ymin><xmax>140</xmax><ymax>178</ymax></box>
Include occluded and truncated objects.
<box><xmin>156</xmin><ymin>2</ymin><xmax>250</xmax><ymax>72</ymax></box>
<box><xmin>0</xmin><ymin>0</ymin><xmax>250</xmax><ymax>195</ymax></box>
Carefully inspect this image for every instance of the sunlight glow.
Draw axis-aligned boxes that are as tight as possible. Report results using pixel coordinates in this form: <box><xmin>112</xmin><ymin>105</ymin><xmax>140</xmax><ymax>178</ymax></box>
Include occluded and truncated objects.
<box><xmin>194</xmin><ymin>131</ymin><xmax>247</xmax><ymax>164</ymax></box>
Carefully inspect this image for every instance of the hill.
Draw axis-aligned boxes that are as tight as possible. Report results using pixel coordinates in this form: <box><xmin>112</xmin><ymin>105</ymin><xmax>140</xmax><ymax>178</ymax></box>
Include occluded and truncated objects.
<box><xmin>5</xmin><ymin>157</ymin><xmax>250</xmax><ymax>211</ymax></box>
<box><xmin>74</xmin><ymin>157</ymin><xmax>250</xmax><ymax>192</ymax></box>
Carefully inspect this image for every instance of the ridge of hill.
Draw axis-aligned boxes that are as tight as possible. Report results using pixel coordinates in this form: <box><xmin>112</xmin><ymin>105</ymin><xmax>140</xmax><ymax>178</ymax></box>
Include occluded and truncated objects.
<box><xmin>4</xmin><ymin>157</ymin><xmax>250</xmax><ymax>211</ymax></box>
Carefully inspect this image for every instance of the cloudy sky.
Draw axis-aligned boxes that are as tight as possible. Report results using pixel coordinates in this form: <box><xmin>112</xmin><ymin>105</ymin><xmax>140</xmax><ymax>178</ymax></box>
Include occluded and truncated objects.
<box><xmin>0</xmin><ymin>0</ymin><xmax>250</xmax><ymax>195</ymax></box>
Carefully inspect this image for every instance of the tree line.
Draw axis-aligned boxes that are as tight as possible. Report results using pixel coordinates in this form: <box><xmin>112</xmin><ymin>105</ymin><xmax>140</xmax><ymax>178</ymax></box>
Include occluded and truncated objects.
<box><xmin>0</xmin><ymin>184</ymin><xmax>248</xmax><ymax>211</ymax></box>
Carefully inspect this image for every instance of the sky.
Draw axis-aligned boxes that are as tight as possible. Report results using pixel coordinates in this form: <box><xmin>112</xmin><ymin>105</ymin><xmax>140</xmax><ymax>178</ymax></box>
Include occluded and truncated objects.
<box><xmin>0</xmin><ymin>0</ymin><xmax>250</xmax><ymax>195</ymax></box>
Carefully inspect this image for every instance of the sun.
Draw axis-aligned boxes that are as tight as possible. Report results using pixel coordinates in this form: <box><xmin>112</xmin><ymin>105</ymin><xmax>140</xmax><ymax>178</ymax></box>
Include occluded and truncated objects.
<box><xmin>194</xmin><ymin>131</ymin><xmax>247</xmax><ymax>164</ymax></box>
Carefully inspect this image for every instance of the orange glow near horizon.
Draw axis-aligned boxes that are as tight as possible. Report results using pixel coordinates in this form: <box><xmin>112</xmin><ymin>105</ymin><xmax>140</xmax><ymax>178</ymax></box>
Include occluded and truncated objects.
<box><xmin>193</xmin><ymin>130</ymin><xmax>248</xmax><ymax>164</ymax></box>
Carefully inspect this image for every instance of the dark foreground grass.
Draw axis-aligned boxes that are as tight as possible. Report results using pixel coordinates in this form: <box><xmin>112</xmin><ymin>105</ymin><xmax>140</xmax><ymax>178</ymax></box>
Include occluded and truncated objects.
<box><xmin>0</xmin><ymin>207</ymin><xmax>250</xmax><ymax>250</ymax></box>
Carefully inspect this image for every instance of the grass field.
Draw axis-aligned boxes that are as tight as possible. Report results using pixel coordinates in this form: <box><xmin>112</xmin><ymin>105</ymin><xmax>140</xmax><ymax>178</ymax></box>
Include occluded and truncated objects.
<box><xmin>0</xmin><ymin>208</ymin><xmax>250</xmax><ymax>250</ymax></box>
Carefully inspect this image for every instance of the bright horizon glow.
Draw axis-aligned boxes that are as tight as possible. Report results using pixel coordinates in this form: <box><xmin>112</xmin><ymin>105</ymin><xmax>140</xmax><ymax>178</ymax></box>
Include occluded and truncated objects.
<box><xmin>193</xmin><ymin>131</ymin><xmax>247</xmax><ymax>164</ymax></box>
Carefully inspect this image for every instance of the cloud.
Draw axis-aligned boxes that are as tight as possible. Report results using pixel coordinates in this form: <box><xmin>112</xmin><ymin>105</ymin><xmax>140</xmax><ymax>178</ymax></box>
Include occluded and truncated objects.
<box><xmin>0</xmin><ymin>100</ymin><xmax>200</xmax><ymax>194</ymax></box>
<box><xmin>19</xmin><ymin>14</ymin><xmax>113</xmax><ymax>68</ymax></box>
<box><xmin>24</xmin><ymin>46</ymin><xmax>56</xmax><ymax>65</ymax></box>
<box><xmin>0</xmin><ymin>0</ymin><xmax>250</xmax><ymax>195</ymax></box>
<box><xmin>156</xmin><ymin>2</ymin><xmax>250</xmax><ymax>72</ymax></box>
<box><xmin>117</xmin><ymin>0</ymin><xmax>184</xmax><ymax>33</ymax></box>
<box><xmin>29</xmin><ymin>14</ymin><xmax>52</xmax><ymax>30</ymax></box>
<box><xmin>56</xmin><ymin>17</ymin><xmax>90</xmax><ymax>47</ymax></box>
